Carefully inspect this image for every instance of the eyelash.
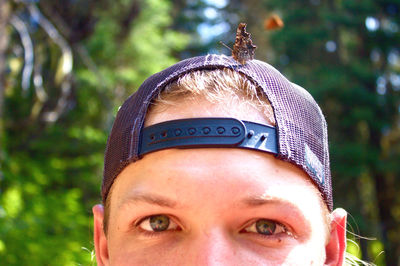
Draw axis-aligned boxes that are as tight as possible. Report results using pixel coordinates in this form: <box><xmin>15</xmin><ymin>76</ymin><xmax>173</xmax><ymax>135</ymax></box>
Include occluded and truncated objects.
<box><xmin>134</xmin><ymin>215</ymin><xmax>294</xmax><ymax>239</ymax></box>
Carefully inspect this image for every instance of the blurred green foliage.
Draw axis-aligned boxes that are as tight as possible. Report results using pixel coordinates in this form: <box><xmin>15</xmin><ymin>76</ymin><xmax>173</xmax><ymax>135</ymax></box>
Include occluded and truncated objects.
<box><xmin>0</xmin><ymin>0</ymin><xmax>399</xmax><ymax>265</ymax></box>
<box><xmin>0</xmin><ymin>0</ymin><xmax>188</xmax><ymax>264</ymax></box>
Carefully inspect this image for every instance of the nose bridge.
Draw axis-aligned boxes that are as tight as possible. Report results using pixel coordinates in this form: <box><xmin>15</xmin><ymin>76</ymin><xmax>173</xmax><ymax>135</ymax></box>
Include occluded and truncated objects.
<box><xmin>189</xmin><ymin>226</ymin><xmax>238</xmax><ymax>266</ymax></box>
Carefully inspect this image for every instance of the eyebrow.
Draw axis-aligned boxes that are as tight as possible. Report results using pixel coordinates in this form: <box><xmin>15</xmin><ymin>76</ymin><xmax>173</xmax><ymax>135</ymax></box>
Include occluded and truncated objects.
<box><xmin>118</xmin><ymin>192</ymin><xmax>179</xmax><ymax>210</ymax></box>
<box><xmin>240</xmin><ymin>195</ymin><xmax>304</xmax><ymax>216</ymax></box>
<box><xmin>241</xmin><ymin>196</ymin><xmax>290</xmax><ymax>207</ymax></box>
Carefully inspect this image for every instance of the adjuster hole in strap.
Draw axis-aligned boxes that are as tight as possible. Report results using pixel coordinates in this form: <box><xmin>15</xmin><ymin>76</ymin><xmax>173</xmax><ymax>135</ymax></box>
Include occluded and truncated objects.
<box><xmin>188</xmin><ymin>128</ymin><xmax>196</xmax><ymax>135</ymax></box>
<box><xmin>217</xmin><ymin>127</ymin><xmax>225</xmax><ymax>134</ymax></box>
<box><xmin>202</xmin><ymin>127</ymin><xmax>211</xmax><ymax>134</ymax></box>
<box><xmin>175</xmin><ymin>129</ymin><xmax>182</xmax><ymax>136</ymax></box>
<box><xmin>231</xmin><ymin>127</ymin><xmax>240</xmax><ymax>135</ymax></box>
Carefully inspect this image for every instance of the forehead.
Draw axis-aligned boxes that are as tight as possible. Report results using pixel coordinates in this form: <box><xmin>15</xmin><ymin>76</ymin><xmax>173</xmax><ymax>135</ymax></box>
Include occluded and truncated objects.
<box><xmin>114</xmin><ymin>148</ymin><xmax>317</xmax><ymax>196</ymax></box>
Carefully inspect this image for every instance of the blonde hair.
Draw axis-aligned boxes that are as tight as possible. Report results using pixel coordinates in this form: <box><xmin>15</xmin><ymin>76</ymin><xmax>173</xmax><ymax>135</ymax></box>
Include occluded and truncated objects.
<box><xmin>151</xmin><ymin>68</ymin><xmax>276</xmax><ymax>126</ymax></box>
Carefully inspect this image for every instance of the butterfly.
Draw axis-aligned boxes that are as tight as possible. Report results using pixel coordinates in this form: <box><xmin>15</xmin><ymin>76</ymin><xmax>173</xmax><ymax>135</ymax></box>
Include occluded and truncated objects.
<box><xmin>232</xmin><ymin>23</ymin><xmax>257</xmax><ymax>64</ymax></box>
<box><xmin>220</xmin><ymin>23</ymin><xmax>256</xmax><ymax>65</ymax></box>
<box><xmin>264</xmin><ymin>14</ymin><xmax>284</xmax><ymax>30</ymax></box>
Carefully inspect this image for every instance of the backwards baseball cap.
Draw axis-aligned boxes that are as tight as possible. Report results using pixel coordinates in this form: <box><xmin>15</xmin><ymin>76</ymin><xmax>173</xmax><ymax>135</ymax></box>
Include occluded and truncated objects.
<box><xmin>102</xmin><ymin>54</ymin><xmax>333</xmax><ymax>211</ymax></box>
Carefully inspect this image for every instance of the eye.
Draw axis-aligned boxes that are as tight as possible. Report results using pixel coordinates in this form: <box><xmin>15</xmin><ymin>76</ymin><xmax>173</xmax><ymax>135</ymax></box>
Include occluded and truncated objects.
<box><xmin>137</xmin><ymin>214</ymin><xmax>179</xmax><ymax>232</ymax></box>
<box><xmin>243</xmin><ymin>218</ymin><xmax>288</xmax><ymax>236</ymax></box>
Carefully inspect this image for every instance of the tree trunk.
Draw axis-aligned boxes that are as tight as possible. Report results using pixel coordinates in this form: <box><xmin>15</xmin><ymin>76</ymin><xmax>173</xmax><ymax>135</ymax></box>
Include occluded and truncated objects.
<box><xmin>370</xmin><ymin>124</ymin><xmax>398</xmax><ymax>265</ymax></box>
<box><xmin>374</xmin><ymin>171</ymin><xmax>398</xmax><ymax>266</ymax></box>
<box><xmin>0</xmin><ymin>0</ymin><xmax>11</xmax><ymax>145</ymax></box>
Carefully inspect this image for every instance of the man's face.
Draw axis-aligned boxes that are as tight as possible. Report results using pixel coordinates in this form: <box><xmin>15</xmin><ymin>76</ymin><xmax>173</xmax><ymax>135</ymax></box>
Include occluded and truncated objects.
<box><xmin>94</xmin><ymin>97</ymin><xmax>345</xmax><ymax>265</ymax></box>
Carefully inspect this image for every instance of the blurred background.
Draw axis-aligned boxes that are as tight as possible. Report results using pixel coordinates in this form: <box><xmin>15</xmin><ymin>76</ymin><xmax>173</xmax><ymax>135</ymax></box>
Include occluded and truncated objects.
<box><xmin>0</xmin><ymin>0</ymin><xmax>399</xmax><ymax>265</ymax></box>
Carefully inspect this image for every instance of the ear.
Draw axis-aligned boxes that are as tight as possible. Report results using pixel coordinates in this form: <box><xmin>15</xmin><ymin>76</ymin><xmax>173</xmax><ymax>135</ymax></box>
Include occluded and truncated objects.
<box><xmin>93</xmin><ymin>204</ymin><xmax>110</xmax><ymax>266</ymax></box>
<box><xmin>325</xmin><ymin>208</ymin><xmax>347</xmax><ymax>266</ymax></box>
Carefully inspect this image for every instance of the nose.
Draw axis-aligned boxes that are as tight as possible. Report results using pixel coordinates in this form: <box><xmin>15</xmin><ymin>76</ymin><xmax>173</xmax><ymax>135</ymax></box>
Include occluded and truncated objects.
<box><xmin>189</xmin><ymin>228</ymin><xmax>240</xmax><ymax>266</ymax></box>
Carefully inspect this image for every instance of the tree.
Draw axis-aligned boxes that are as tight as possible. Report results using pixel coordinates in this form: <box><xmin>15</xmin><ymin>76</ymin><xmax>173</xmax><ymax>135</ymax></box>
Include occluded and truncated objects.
<box><xmin>0</xmin><ymin>0</ymin><xmax>188</xmax><ymax>264</ymax></box>
<box><xmin>0</xmin><ymin>0</ymin><xmax>11</xmax><ymax>149</ymax></box>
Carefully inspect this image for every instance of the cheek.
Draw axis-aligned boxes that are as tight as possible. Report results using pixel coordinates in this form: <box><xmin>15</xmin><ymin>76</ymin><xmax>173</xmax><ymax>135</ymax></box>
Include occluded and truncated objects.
<box><xmin>107</xmin><ymin>235</ymin><xmax>183</xmax><ymax>265</ymax></box>
<box><xmin>281</xmin><ymin>241</ymin><xmax>326</xmax><ymax>265</ymax></box>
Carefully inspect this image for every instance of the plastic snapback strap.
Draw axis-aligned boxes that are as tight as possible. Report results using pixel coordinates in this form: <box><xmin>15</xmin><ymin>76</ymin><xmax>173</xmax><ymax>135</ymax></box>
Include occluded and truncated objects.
<box><xmin>139</xmin><ymin>118</ymin><xmax>278</xmax><ymax>156</ymax></box>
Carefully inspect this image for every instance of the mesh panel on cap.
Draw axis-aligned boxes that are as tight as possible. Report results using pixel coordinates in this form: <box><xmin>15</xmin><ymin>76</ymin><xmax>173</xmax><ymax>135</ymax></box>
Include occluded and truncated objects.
<box><xmin>102</xmin><ymin>54</ymin><xmax>333</xmax><ymax>211</ymax></box>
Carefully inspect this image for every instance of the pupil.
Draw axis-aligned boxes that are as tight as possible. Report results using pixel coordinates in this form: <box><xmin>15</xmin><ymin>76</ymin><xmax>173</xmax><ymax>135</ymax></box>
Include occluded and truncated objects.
<box><xmin>255</xmin><ymin>219</ymin><xmax>276</xmax><ymax>235</ymax></box>
<box><xmin>149</xmin><ymin>215</ymin><xmax>170</xmax><ymax>232</ymax></box>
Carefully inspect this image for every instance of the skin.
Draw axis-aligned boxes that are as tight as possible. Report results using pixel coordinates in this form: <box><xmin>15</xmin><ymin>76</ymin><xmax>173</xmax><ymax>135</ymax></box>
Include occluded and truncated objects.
<box><xmin>93</xmin><ymin>97</ymin><xmax>347</xmax><ymax>265</ymax></box>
